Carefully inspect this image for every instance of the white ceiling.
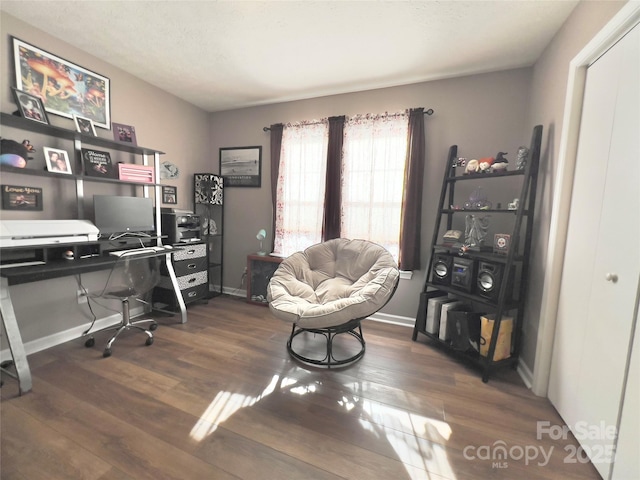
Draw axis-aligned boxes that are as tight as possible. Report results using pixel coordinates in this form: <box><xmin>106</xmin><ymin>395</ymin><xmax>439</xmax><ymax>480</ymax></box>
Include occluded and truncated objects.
<box><xmin>1</xmin><ymin>0</ymin><xmax>578</xmax><ymax>113</ymax></box>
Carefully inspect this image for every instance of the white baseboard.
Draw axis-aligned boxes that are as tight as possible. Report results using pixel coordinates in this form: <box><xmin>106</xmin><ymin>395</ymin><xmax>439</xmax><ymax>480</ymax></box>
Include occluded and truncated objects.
<box><xmin>517</xmin><ymin>358</ymin><xmax>534</xmax><ymax>389</ymax></box>
<box><xmin>0</xmin><ymin>308</ymin><xmax>142</xmax><ymax>362</ymax></box>
<box><xmin>368</xmin><ymin>312</ymin><xmax>414</xmax><ymax>328</ymax></box>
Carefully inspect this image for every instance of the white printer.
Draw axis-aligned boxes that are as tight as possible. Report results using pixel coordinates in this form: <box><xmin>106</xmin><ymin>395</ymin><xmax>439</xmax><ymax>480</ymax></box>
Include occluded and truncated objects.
<box><xmin>0</xmin><ymin>220</ymin><xmax>99</xmax><ymax>248</ymax></box>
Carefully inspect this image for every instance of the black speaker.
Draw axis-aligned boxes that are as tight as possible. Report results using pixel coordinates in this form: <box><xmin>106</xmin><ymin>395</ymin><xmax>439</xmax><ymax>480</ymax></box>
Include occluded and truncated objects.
<box><xmin>431</xmin><ymin>253</ymin><xmax>453</xmax><ymax>286</ymax></box>
<box><xmin>477</xmin><ymin>261</ymin><xmax>511</xmax><ymax>301</ymax></box>
<box><xmin>451</xmin><ymin>257</ymin><xmax>476</xmax><ymax>292</ymax></box>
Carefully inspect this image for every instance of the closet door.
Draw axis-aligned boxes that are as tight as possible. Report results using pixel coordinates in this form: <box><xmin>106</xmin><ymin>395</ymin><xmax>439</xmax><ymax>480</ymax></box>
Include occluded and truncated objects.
<box><xmin>548</xmin><ymin>24</ymin><xmax>639</xmax><ymax>480</ymax></box>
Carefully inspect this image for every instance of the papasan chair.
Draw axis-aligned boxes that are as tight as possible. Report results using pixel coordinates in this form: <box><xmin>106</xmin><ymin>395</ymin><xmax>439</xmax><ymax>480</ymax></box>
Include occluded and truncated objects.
<box><xmin>267</xmin><ymin>238</ymin><xmax>400</xmax><ymax>368</ymax></box>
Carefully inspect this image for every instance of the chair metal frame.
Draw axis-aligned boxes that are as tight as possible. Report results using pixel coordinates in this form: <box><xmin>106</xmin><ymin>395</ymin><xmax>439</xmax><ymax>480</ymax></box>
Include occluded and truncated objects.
<box><xmin>83</xmin><ymin>254</ymin><xmax>160</xmax><ymax>357</ymax></box>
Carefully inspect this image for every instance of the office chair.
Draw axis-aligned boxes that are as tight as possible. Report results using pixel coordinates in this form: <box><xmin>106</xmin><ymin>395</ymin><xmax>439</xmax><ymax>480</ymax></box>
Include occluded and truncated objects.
<box><xmin>83</xmin><ymin>254</ymin><xmax>160</xmax><ymax>357</ymax></box>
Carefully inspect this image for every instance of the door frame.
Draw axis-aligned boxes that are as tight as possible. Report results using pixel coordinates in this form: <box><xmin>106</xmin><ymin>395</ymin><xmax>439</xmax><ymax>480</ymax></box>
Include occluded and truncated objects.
<box><xmin>532</xmin><ymin>1</ymin><xmax>640</xmax><ymax>397</ymax></box>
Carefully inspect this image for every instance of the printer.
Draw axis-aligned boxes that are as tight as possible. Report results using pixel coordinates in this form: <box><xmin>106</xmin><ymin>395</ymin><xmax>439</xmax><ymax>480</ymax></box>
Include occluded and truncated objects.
<box><xmin>0</xmin><ymin>220</ymin><xmax>100</xmax><ymax>248</ymax></box>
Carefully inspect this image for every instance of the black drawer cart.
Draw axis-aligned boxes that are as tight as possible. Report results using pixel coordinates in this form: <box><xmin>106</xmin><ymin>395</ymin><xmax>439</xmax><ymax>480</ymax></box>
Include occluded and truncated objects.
<box><xmin>412</xmin><ymin>125</ymin><xmax>542</xmax><ymax>382</ymax></box>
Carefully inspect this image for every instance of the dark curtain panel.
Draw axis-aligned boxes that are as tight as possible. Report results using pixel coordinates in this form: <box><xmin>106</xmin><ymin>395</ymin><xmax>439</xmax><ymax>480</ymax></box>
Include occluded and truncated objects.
<box><xmin>398</xmin><ymin>108</ymin><xmax>425</xmax><ymax>270</ymax></box>
<box><xmin>269</xmin><ymin>123</ymin><xmax>284</xmax><ymax>252</ymax></box>
<box><xmin>322</xmin><ymin>115</ymin><xmax>345</xmax><ymax>240</ymax></box>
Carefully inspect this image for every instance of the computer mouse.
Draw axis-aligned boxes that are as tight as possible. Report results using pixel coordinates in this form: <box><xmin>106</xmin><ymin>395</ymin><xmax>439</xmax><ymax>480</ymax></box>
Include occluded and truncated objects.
<box><xmin>63</xmin><ymin>250</ymin><xmax>74</xmax><ymax>260</ymax></box>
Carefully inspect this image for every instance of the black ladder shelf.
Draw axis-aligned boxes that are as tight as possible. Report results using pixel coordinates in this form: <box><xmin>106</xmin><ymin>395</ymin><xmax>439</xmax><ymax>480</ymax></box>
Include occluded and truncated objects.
<box><xmin>412</xmin><ymin>125</ymin><xmax>542</xmax><ymax>382</ymax></box>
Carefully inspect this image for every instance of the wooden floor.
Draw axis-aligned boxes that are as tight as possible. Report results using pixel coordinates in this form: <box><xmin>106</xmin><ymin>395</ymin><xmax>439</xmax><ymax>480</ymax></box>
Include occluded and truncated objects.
<box><xmin>1</xmin><ymin>295</ymin><xmax>601</xmax><ymax>480</ymax></box>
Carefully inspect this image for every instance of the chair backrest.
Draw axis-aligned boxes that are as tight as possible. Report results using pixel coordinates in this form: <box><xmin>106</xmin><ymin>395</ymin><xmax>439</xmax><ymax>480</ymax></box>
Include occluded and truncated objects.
<box><xmin>98</xmin><ymin>255</ymin><xmax>161</xmax><ymax>300</ymax></box>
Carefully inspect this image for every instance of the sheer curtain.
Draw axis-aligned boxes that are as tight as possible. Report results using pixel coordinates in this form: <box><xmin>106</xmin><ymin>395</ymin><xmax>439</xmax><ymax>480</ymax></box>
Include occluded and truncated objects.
<box><xmin>341</xmin><ymin>112</ymin><xmax>409</xmax><ymax>262</ymax></box>
<box><xmin>273</xmin><ymin>120</ymin><xmax>329</xmax><ymax>257</ymax></box>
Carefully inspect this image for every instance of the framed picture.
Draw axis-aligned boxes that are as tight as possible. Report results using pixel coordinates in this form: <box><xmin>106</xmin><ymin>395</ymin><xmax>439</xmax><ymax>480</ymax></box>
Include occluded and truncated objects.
<box><xmin>73</xmin><ymin>115</ymin><xmax>97</xmax><ymax>136</ymax></box>
<box><xmin>43</xmin><ymin>147</ymin><xmax>72</xmax><ymax>174</ymax></box>
<box><xmin>162</xmin><ymin>185</ymin><xmax>177</xmax><ymax>204</ymax></box>
<box><xmin>11</xmin><ymin>87</ymin><xmax>48</xmax><ymax>125</ymax></box>
<box><xmin>2</xmin><ymin>184</ymin><xmax>43</xmax><ymax>211</ymax></box>
<box><xmin>112</xmin><ymin>122</ymin><xmax>137</xmax><ymax>146</ymax></box>
<box><xmin>81</xmin><ymin>148</ymin><xmax>116</xmax><ymax>178</ymax></box>
<box><xmin>220</xmin><ymin>146</ymin><xmax>262</xmax><ymax>187</ymax></box>
<box><xmin>12</xmin><ymin>36</ymin><xmax>111</xmax><ymax>129</ymax></box>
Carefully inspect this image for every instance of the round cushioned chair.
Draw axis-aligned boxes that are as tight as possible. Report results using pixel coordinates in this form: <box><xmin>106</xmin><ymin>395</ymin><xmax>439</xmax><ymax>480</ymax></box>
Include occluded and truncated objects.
<box><xmin>267</xmin><ymin>238</ymin><xmax>400</xmax><ymax>368</ymax></box>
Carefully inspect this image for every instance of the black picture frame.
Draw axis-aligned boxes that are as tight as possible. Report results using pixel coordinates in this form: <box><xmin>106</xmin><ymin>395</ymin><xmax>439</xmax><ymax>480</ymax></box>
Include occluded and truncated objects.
<box><xmin>162</xmin><ymin>185</ymin><xmax>177</xmax><ymax>204</ymax></box>
<box><xmin>220</xmin><ymin>146</ymin><xmax>262</xmax><ymax>187</ymax></box>
<box><xmin>1</xmin><ymin>184</ymin><xmax>43</xmax><ymax>211</ymax></box>
<box><xmin>12</xmin><ymin>36</ymin><xmax>110</xmax><ymax>129</ymax></box>
<box><xmin>11</xmin><ymin>87</ymin><xmax>49</xmax><ymax>125</ymax></box>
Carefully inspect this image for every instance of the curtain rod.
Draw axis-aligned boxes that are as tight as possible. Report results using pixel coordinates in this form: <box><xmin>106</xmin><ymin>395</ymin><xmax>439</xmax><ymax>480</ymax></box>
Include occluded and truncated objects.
<box><xmin>263</xmin><ymin>108</ymin><xmax>434</xmax><ymax>131</ymax></box>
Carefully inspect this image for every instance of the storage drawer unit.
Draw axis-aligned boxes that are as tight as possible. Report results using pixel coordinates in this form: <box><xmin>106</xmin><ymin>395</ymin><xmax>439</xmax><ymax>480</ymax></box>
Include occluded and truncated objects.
<box><xmin>153</xmin><ymin>242</ymin><xmax>208</xmax><ymax>311</ymax></box>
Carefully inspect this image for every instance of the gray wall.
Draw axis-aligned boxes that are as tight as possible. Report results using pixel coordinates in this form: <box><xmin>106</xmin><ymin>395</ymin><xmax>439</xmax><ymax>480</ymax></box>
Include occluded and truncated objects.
<box><xmin>210</xmin><ymin>69</ymin><xmax>532</xmax><ymax>319</ymax></box>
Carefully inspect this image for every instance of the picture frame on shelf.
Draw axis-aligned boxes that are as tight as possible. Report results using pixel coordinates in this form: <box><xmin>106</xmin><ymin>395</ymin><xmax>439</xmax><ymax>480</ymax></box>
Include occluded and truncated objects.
<box><xmin>73</xmin><ymin>115</ymin><xmax>97</xmax><ymax>136</ymax></box>
<box><xmin>111</xmin><ymin>122</ymin><xmax>137</xmax><ymax>146</ymax></box>
<box><xmin>1</xmin><ymin>184</ymin><xmax>43</xmax><ymax>211</ymax></box>
<box><xmin>162</xmin><ymin>185</ymin><xmax>177</xmax><ymax>204</ymax></box>
<box><xmin>43</xmin><ymin>147</ymin><xmax>72</xmax><ymax>174</ymax></box>
<box><xmin>81</xmin><ymin>148</ymin><xmax>116</xmax><ymax>178</ymax></box>
<box><xmin>12</xmin><ymin>36</ymin><xmax>110</xmax><ymax>129</ymax></box>
<box><xmin>11</xmin><ymin>87</ymin><xmax>48</xmax><ymax>125</ymax></box>
<box><xmin>220</xmin><ymin>146</ymin><xmax>261</xmax><ymax>187</ymax></box>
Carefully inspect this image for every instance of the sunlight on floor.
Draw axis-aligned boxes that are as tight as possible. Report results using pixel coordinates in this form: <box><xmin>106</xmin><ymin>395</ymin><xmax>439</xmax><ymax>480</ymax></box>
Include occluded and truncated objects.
<box><xmin>190</xmin><ymin>372</ymin><xmax>456</xmax><ymax>480</ymax></box>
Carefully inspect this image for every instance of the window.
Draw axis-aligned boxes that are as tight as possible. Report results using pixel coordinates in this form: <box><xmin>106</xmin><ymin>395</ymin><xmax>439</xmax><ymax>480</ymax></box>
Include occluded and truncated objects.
<box><xmin>272</xmin><ymin>109</ymin><xmax>423</xmax><ymax>268</ymax></box>
<box><xmin>273</xmin><ymin>121</ymin><xmax>328</xmax><ymax>256</ymax></box>
<box><xmin>341</xmin><ymin>113</ymin><xmax>408</xmax><ymax>261</ymax></box>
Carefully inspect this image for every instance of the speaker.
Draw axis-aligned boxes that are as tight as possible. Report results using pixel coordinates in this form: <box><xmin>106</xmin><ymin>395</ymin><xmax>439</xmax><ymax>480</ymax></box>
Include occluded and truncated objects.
<box><xmin>451</xmin><ymin>257</ymin><xmax>476</xmax><ymax>292</ymax></box>
<box><xmin>431</xmin><ymin>253</ymin><xmax>453</xmax><ymax>286</ymax></box>
<box><xmin>477</xmin><ymin>261</ymin><xmax>512</xmax><ymax>301</ymax></box>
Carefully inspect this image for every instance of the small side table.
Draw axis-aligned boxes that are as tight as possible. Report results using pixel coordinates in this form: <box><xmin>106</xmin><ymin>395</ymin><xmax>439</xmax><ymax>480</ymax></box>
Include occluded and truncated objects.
<box><xmin>246</xmin><ymin>254</ymin><xmax>283</xmax><ymax>306</ymax></box>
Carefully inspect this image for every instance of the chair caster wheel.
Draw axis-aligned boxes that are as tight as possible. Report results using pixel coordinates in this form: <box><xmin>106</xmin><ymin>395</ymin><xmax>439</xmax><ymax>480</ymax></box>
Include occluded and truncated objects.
<box><xmin>149</xmin><ymin>323</ymin><xmax>158</xmax><ymax>331</ymax></box>
<box><xmin>85</xmin><ymin>337</ymin><xmax>95</xmax><ymax>348</ymax></box>
<box><xmin>103</xmin><ymin>348</ymin><xmax>112</xmax><ymax>358</ymax></box>
<box><xmin>145</xmin><ymin>337</ymin><xmax>154</xmax><ymax>346</ymax></box>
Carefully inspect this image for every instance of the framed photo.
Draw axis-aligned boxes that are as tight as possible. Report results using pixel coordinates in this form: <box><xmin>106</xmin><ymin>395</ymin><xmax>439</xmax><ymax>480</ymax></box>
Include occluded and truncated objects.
<box><xmin>13</xmin><ymin>36</ymin><xmax>111</xmax><ymax>129</ymax></box>
<box><xmin>11</xmin><ymin>87</ymin><xmax>48</xmax><ymax>125</ymax></box>
<box><xmin>43</xmin><ymin>147</ymin><xmax>72</xmax><ymax>174</ymax></box>
<box><xmin>73</xmin><ymin>115</ymin><xmax>97</xmax><ymax>136</ymax></box>
<box><xmin>112</xmin><ymin>122</ymin><xmax>137</xmax><ymax>146</ymax></box>
<box><xmin>220</xmin><ymin>146</ymin><xmax>262</xmax><ymax>187</ymax></box>
<box><xmin>2</xmin><ymin>184</ymin><xmax>43</xmax><ymax>211</ymax></box>
<box><xmin>162</xmin><ymin>185</ymin><xmax>177</xmax><ymax>204</ymax></box>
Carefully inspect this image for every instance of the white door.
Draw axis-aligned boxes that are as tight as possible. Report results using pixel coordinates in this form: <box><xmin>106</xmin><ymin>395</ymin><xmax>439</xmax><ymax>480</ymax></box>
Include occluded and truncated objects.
<box><xmin>548</xmin><ymin>23</ymin><xmax>639</xmax><ymax>480</ymax></box>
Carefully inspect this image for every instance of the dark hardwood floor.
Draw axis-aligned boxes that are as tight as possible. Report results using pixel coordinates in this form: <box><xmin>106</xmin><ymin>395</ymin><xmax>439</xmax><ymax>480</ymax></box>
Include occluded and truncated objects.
<box><xmin>1</xmin><ymin>295</ymin><xmax>600</xmax><ymax>479</ymax></box>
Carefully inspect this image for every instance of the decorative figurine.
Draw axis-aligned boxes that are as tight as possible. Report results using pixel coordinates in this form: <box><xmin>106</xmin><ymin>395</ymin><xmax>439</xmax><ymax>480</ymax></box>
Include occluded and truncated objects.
<box><xmin>465</xmin><ymin>186</ymin><xmax>492</xmax><ymax>210</ymax></box>
<box><xmin>455</xmin><ymin>157</ymin><xmax>467</xmax><ymax>168</ymax></box>
<box><xmin>464</xmin><ymin>159</ymin><xmax>479</xmax><ymax>174</ymax></box>
<box><xmin>491</xmin><ymin>152</ymin><xmax>509</xmax><ymax>171</ymax></box>
<box><xmin>464</xmin><ymin>214</ymin><xmax>491</xmax><ymax>247</ymax></box>
<box><xmin>516</xmin><ymin>146</ymin><xmax>529</xmax><ymax>170</ymax></box>
<box><xmin>508</xmin><ymin>198</ymin><xmax>519</xmax><ymax>210</ymax></box>
<box><xmin>478</xmin><ymin>156</ymin><xmax>494</xmax><ymax>172</ymax></box>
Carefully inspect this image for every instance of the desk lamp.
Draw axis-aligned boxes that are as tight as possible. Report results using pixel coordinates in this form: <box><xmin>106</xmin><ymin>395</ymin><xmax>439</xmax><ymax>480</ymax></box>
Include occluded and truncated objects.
<box><xmin>256</xmin><ymin>229</ymin><xmax>267</xmax><ymax>255</ymax></box>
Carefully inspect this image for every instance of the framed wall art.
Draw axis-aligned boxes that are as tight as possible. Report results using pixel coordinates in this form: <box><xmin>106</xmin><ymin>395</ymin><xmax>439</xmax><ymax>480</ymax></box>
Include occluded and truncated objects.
<box><xmin>11</xmin><ymin>87</ymin><xmax>48</xmax><ymax>125</ymax></box>
<box><xmin>2</xmin><ymin>184</ymin><xmax>43</xmax><ymax>211</ymax></box>
<box><xmin>43</xmin><ymin>147</ymin><xmax>72</xmax><ymax>174</ymax></box>
<box><xmin>220</xmin><ymin>146</ymin><xmax>262</xmax><ymax>187</ymax></box>
<box><xmin>13</xmin><ymin>36</ymin><xmax>111</xmax><ymax>129</ymax></box>
<box><xmin>111</xmin><ymin>122</ymin><xmax>137</xmax><ymax>146</ymax></box>
<box><xmin>162</xmin><ymin>185</ymin><xmax>177</xmax><ymax>204</ymax></box>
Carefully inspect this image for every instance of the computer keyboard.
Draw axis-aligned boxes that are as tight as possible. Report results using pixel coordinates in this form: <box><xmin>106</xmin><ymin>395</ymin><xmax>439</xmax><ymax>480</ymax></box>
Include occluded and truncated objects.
<box><xmin>109</xmin><ymin>245</ymin><xmax>174</xmax><ymax>257</ymax></box>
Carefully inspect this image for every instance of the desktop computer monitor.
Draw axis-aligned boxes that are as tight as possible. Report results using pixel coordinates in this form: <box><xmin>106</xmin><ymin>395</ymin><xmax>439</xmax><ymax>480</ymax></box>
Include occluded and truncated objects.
<box><xmin>93</xmin><ymin>195</ymin><xmax>155</xmax><ymax>237</ymax></box>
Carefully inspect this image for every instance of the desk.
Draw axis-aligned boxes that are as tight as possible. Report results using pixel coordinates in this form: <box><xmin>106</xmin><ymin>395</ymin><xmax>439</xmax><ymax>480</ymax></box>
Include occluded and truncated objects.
<box><xmin>0</xmin><ymin>250</ymin><xmax>186</xmax><ymax>395</ymax></box>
